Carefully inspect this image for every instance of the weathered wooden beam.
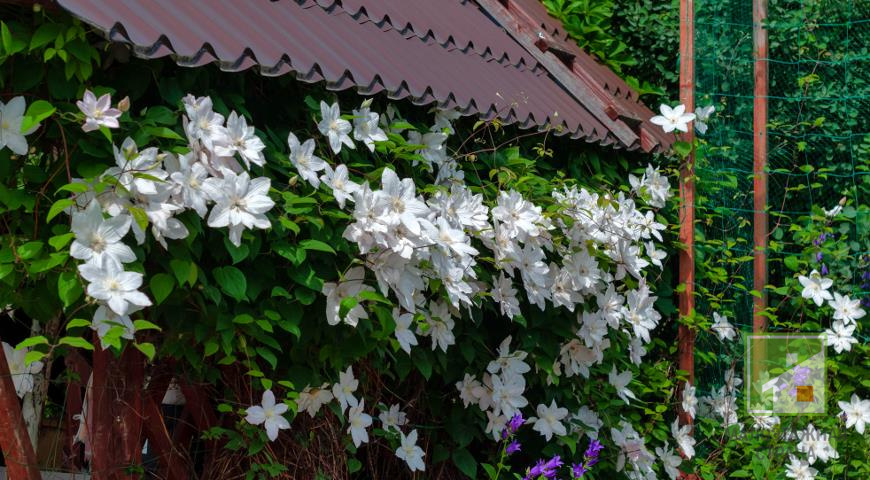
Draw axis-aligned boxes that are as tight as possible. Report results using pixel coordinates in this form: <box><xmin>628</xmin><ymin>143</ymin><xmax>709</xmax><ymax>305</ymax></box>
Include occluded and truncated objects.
<box><xmin>475</xmin><ymin>0</ymin><xmax>641</xmax><ymax>148</ymax></box>
<box><xmin>0</xmin><ymin>337</ymin><xmax>42</xmax><ymax>480</ymax></box>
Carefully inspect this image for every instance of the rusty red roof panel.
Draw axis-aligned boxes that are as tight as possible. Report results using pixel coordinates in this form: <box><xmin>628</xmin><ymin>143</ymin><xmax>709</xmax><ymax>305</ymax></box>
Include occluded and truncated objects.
<box><xmin>317</xmin><ymin>0</ymin><xmax>535</xmax><ymax>67</ymax></box>
<box><xmin>56</xmin><ymin>0</ymin><xmax>667</xmax><ymax>152</ymax></box>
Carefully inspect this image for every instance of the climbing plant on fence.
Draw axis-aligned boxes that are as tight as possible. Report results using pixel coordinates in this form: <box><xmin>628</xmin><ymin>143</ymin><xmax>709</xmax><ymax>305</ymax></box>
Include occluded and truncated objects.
<box><xmin>0</xmin><ymin>7</ymin><xmax>692</xmax><ymax>480</ymax></box>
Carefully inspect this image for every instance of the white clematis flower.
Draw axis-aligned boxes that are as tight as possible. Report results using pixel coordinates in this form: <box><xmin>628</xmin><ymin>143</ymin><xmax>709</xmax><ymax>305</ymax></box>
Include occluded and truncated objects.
<box><xmin>378</xmin><ymin>403</ymin><xmax>407</xmax><ymax>432</ymax></box>
<box><xmin>796</xmin><ymin>423</ymin><xmax>838</xmax><ymax>464</ymax></box>
<box><xmin>681</xmin><ymin>383</ymin><xmax>697</xmax><ymax>419</ymax></box>
<box><xmin>347</xmin><ymin>400</ymin><xmax>372</xmax><ymax>447</ymax></box>
<box><xmin>609</xmin><ymin>366</ymin><xmax>637</xmax><ymax>404</ymax></box>
<box><xmin>214</xmin><ymin>111</ymin><xmax>266</xmax><ymax>169</ymax></box>
<box><xmin>70</xmin><ymin>201</ymin><xmax>135</xmax><ymax>267</ymax></box>
<box><xmin>318</xmin><ymin>101</ymin><xmax>354</xmax><ymax>154</ymax></box>
<box><xmin>656</xmin><ymin>442</ymin><xmax>682</xmax><ymax>480</ymax></box>
<box><xmin>829</xmin><ymin>292</ymin><xmax>865</xmax><ymax>325</ymax></box>
<box><xmin>297</xmin><ymin>384</ymin><xmax>334</xmax><ymax>418</ymax></box>
<box><xmin>332</xmin><ymin>366</ymin><xmax>359</xmax><ymax>413</ymax></box>
<box><xmin>530</xmin><ymin>400</ymin><xmax>568</xmax><ymax>440</ymax></box>
<box><xmin>671</xmin><ymin>419</ymin><xmax>695</xmax><ymax>459</ymax></box>
<box><xmin>711</xmin><ymin>312</ymin><xmax>737</xmax><ymax>342</ymax></box>
<box><xmin>837</xmin><ymin>394</ymin><xmax>870</xmax><ymax>434</ymax></box>
<box><xmin>395</xmin><ymin>429</ymin><xmax>426</xmax><ymax>472</ymax></box>
<box><xmin>352</xmin><ymin>102</ymin><xmax>388</xmax><ymax>152</ymax></box>
<box><xmin>650</xmin><ymin>103</ymin><xmax>695</xmax><ymax>133</ymax></box>
<box><xmin>0</xmin><ymin>96</ymin><xmax>37</xmax><ymax>155</ymax></box>
<box><xmin>320</xmin><ymin>164</ymin><xmax>360</xmax><ymax>209</ymax></box>
<box><xmin>92</xmin><ymin>304</ymin><xmax>135</xmax><ymax>346</ymax></box>
<box><xmin>287</xmin><ymin>132</ymin><xmax>328</xmax><ymax>188</ymax></box>
<box><xmin>322</xmin><ymin>267</ymin><xmax>374</xmax><ymax>327</ymax></box>
<box><xmin>77</xmin><ymin>90</ymin><xmax>122</xmax><ymax>132</ymax></box>
<box><xmin>693</xmin><ymin>105</ymin><xmax>715</xmax><ymax>135</ymax></box>
<box><xmin>785</xmin><ymin>454</ymin><xmax>817</xmax><ymax>480</ymax></box>
<box><xmin>824</xmin><ymin>320</ymin><xmax>857</xmax><ymax>354</ymax></box>
<box><xmin>393</xmin><ymin>308</ymin><xmax>418</xmax><ymax>354</ymax></box>
<box><xmin>245</xmin><ymin>389</ymin><xmax>290</xmax><ymax>442</ymax></box>
<box><xmin>168</xmin><ymin>154</ymin><xmax>211</xmax><ymax>218</ymax></box>
<box><xmin>78</xmin><ymin>257</ymin><xmax>151</xmax><ymax>316</ymax></box>
<box><xmin>204</xmin><ymin>169</ymin><xmax>274</xmax><ymax>247</ymax></box>
<box><xmin>798</xmin><ymin>270</ymin><xmax>833</xmax><ymax>306</ymax></box>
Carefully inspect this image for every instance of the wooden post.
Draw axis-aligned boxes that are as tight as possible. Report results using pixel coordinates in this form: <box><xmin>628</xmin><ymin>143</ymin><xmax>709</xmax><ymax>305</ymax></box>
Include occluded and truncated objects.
<box><xmin>0</xmin><ymin>339</ymin><xmax>42</xmax><ymax>480</ymax></box>
<box><xmin>89</xmin><ymin>341</ymin><xmax>113</xmax><ymax>480</ymax></box>
<box><xmin>753</xmin><ymin>0</ymin><xmax>769</xmax><ymax>333</ymax></box>
<box><xmin>678</xmin><ymin>0</ymin><xmax>696</xmax><ymax>427</ymax></box>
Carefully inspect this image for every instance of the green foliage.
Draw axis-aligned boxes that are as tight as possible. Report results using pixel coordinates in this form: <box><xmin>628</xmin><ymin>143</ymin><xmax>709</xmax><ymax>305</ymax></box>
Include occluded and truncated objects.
<box><xmin>0</xmin><ymin>5</ymin><xmax>685</xmax><ymax>480</ymax></box>
<box><xmin>542</xmin><ymin>0</ymin><xmax>678</xmax><ymax>97</ymax></box>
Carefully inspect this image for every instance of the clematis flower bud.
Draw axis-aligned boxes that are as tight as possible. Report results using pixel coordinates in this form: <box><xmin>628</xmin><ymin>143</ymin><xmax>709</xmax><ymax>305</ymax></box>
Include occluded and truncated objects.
<box><xmin>117</xmin><ymin>96</ymin><xmax>130</xmax><ymax>112</ymax></box>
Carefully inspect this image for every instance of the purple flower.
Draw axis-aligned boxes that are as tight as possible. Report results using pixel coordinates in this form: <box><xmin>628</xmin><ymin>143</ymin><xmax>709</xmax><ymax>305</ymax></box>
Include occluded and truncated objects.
<box><xmin>525</xmin><ymin>456</ymin><xmax>562</xmax><ymax>480</ymax></box>
<box><xmin>572</xmin><ymin>463</ymin><xmax>588</xmax><ymax>478</ymax></box>
<box><xmin>820</xmin><ymin>264</ymin><xmax>829</xmax><ymax>275</ymax></box>
<box><xmin>816</xmin><ymin>252</ymin><xmax>824</xmax><ymax>263</ymax></box>
<box><xmin>584</xmin><ymin>439</ymin><xmax>603</xmax><ymax>459</ymax></box>
<box><xmin>506</xmin><ymin>440</ymin><xmax>521</xmax><ymax>455</ymax></box>
<box><xmin>862</xmin><ymin>297</ymin><xmax>870</xmax><ymax>308</ymax></box>
<box><xmin>542</xmin><ymin>456</ymin><xmax>562</xmax><ymax>478</ymax></box>
<box><xmin>525</xmin><ymin>459</ymin><xmax>547</xmax><ymax>480</ymax></box>
<box><xmin>508</xmin><ymin>412</ymin><xmax>525</xmax><ymax>433</ymax></box>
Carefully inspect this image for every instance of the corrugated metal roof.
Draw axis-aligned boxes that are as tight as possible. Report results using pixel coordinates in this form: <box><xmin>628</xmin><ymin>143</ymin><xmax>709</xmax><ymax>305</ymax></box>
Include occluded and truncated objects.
<box><xmin>55</xmin><ymin>0</ymin><xmax>671</xmax><ymax>152</ymax></box>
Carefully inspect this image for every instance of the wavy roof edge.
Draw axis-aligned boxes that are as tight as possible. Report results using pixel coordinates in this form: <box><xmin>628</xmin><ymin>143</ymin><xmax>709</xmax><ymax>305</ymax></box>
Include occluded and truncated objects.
<box><xmin>53</xmin><ymin>0</ymin><xmax>671</xmax><ymax>153</ymax></box>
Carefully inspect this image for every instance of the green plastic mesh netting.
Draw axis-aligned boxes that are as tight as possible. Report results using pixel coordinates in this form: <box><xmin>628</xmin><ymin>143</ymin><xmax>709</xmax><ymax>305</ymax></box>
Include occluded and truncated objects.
<box><xmin>692</xmin><ymin>0</ymin><xmax>869</xmax><ymax>400</ymax></box>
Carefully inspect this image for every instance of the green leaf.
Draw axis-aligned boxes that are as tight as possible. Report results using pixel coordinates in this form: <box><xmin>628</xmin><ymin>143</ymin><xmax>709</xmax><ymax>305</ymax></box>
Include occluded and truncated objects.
<box><xmin>224</xmin><ymin>237</ymin><xmax>250</xmax><ymax>264</ymax></box>
<box><xmin>673</xmin><ymin>140</ymin><xmax>693</xmax><ymax>158</ymax></box>
<box><xmin>133</xmin><ymin>320</ymin><xmax>161</xmax><ymax>332</ymax></box>
<box><xmin>135</xmin><ymin>342</ymin><xmax>156</xmax><ymax>360</ymax></box>
<box><xmin>48</xmin><ymin>232</ymin><xmax>75</xmax><ymax>251</ymax></box>
<box><xmin>338</xmin><ymin>297</ymin><xmax>358</xmax><ymax>321</ymax></box>
<box><xmin>47</xmin><ymin>198</ymin><xmax>74</xmax><ymax>222</ymax></box>
<box><xmin>412</xmin><ymin>349</ymin><xmax>432</xmax><ymax>380</ymax></box>
<box><xmin>58</xmin><ymin>336</ymin><xmax>94</xmax><ymax>350</ymax></box>
<box><xmin>783</xmin><ymin>255</ymin><xmax>799</xmax><ymax>271</ymax></box>
<box><xmin>29</xmin><ymin>23</ymin><xmax>62</xmax><ymax>51</ymax></box>
<box><xmin>56</xmin><ymin>182</ymin><xmax>91</xmax><ymax>195</ymax></box>
<box><xmin>233</xmin><ymin>314</ymin><xmax>254</xmax><ymax>325</ymax></box>
<box><xmin>1</xmin><ymin>22</ymin><xmax>13</xmax><ymax>53</ymax></box>
<box><xmin>57</xmin><ymin>271</ymin><xmax>83</xmax><ymax>308</ymax></box>
<box><xmin>17</xmin><ymin>241</ymin><xmax>44</xmax><ymax>260</ymax></box>
<box><xmin>16</xmin><ymin>336</ymin><xmax>49</xmax><ymax>349</ymax></box>
<box><xmin>256</xmin><ymin>347</ymin><xmax>277</xmax><ymax>369</ymax></box>
<box><xmin>288</xmin><ymin>264</ymin><xmax>322</xmax><ymax>291</ymax></box>
<box><xmin>170</xmin><ymin>259</ymin><xmax>197</xmax><ymax>286</ymax></box>
<box><xmin>21</xmin><ymin>100</ymin><xmax>56</xmax><ymax>133</ymax></box>
<box><xmin>149</xmin><ymin>273</ymin><xmax>174</xmax><ymax>305</ymax></box>
<box><xmin>128</xmin><ymin>206</ymin><xmax>149</xmax><ymax>231</ymax></box>
<box><xmin>65</xmin><ymin>318</ymin><xmax>91</xmax><ymax>330</ymax></box>
<box><xmin>357</xmin><ymin>290</ymin><xmax>390</xmax><ymax>304</ymax></box>
<box><xmin>203</xmin><ymin>340</ymin><xmax>219</xmax><ymax>357</ymax></box>
<box><xmin>24</xmin><ymin>350</ymin><xmax>45</xmax><ymax>367</ymax></box>
<box><xmin>481</xmin><ymin>463</ymin><xmax>498</xmax><ymax>480</ymax></box>
<box><xmin>142</xmin><ymin>126</ymin><xmax>184</xmax><ymax>141</ymax></box>
<box><xmin>347</xmin><ymin>458</ymin><xmax>362</xmax><ymax>474</ymax></box>
<box><xmin>299</xmin><ymin>239</ymin><xmax>336</xmax><ymax>254</ymax></box>
<box><xmin>452</xmin><ymin>448</ymin><xmax>477</xmax><ymax>479</ymax></box>
<box><xmin>213</xmin><ymin>266</ymin><xmax>247</xmax><ymax>302</ymax></box>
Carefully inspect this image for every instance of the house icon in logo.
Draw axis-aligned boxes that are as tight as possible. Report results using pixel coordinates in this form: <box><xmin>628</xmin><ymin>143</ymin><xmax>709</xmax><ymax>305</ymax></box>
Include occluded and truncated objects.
<box><xmin>748</xmin><ymin>334</ymin><xmax>826</xmax><ymax>415</ymax></box>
